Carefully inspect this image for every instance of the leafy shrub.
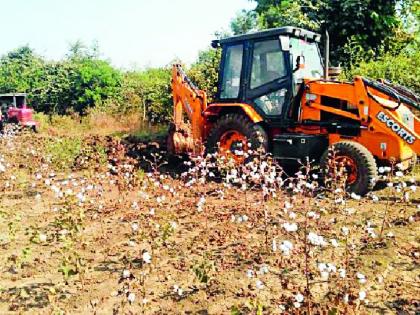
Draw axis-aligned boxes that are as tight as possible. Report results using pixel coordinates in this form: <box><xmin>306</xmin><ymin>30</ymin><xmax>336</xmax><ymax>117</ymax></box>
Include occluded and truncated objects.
<box><xmin>344</xmin><ymin>44</ymin><xmax>420</xmax><ymax>94</ymax></box>
<box><xmin>45</xmin><ymin>137</ymin><xmax>82</xmax><ymax>169</ymax></box>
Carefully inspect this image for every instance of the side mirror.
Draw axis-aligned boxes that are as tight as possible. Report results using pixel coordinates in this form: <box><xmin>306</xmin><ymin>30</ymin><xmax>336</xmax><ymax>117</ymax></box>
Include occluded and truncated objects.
<box><xmin>211</xmin><ymin>40</ymin><xmax>220</xmax><ymax>49</ymax></box>
<box><xmin>294</xmin><ymin>55</ymin><xmax>305</xmax><ymax>72</ymax></box>
<box><xmin>279</xmin><ymin>35</ymin><xmax>290</xmax><ymax>51</ymax></box>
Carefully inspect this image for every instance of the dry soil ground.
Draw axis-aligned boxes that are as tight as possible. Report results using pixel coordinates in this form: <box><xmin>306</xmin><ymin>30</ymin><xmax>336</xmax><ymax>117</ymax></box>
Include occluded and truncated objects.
<box><xmin>0</xmin><ymin>130</ymin><xmax>419</xmax><ymax>314</ymax></box>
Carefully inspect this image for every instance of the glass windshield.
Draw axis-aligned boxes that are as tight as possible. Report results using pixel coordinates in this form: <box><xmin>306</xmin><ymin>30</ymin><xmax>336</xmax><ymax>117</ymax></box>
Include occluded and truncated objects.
<box><xmin>289</xmin><ymin>38</ymin><xmax>323</xmax><ymax>82</ymax></box>
<box><xmin>220</xmin><ymin>44</ymin><xmax>243</xmax><ymax>99</ymax></box>
<box><xmin>251</xmin><ymin>39</ymin><xmax>286</xmax><ymax>89</ymax></box>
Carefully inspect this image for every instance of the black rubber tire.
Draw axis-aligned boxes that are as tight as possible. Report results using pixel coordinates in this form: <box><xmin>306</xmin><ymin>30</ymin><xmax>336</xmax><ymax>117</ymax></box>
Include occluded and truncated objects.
<box><xmin>205</xmin><ymin>113</ymin><xmax>268</xmax><ymax>160</ymax></box>
<box><xmin>320</xmin><ymin>141</ymin><xmax>378</xmax><ymax>196</ymax></box>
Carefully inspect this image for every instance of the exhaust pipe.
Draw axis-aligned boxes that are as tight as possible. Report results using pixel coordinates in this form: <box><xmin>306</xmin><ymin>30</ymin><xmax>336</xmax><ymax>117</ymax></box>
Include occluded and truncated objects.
<box><xmin>324</xmin><ymin>30</ymin><xmax>329</xmax><ymax>80</ymax></box>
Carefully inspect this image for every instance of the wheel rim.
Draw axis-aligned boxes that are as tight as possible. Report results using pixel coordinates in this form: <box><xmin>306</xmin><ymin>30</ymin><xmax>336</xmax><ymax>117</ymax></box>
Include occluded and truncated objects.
<box><xmin>335</xmin><ymin>155</ymin><xmax>358</xmax><ymax>185</ymax></box>
<box><xmin>218</xmin><ymin>130</ymin><xmax>248</xmax><ymax>162</ymax></box>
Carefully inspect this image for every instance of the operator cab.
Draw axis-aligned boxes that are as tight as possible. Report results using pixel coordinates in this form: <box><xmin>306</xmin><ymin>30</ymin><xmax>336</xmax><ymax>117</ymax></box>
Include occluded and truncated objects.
<box><xmin>212</xmin><ymin>27</ymin><xmax>323</xmax><ymax>126</ymax></box>
<box><xmin>0</xmin><ymin>93</ymin><xmax>26</xmax><ymax>120</ymax></box>
<box><xmin>0</xmin><ymin>93</ymin><xmax>27</xmax><ymax>118</ymax></box>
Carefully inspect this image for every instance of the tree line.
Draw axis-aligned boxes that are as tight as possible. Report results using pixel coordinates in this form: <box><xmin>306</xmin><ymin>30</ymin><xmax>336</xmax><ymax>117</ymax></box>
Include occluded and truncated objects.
<box><xmin>0</xmin><ymin>0</ymin><xmax>418</xmax><ymax>123</ymax></box>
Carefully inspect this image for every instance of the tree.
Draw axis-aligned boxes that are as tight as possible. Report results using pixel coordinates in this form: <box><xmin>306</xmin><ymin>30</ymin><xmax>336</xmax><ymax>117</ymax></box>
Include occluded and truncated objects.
<box><xmin>123</xmin><ymin>68</ymin><xmax>172</xmax><ymax>123</ymax></box>
<box><xmin>230</xmin><ymin>10</ymin><xmax>258</xmax><ymax>35</ymax></box>
<box><xmin>252</xmin><ymin>0</ymin><xmax>415</xmax><ymax>64</ymax></box>
<box><xmin>254</xmin><ymin>0</ymin><xmax>321</xmax><ymax>31</ymax></box>
<box><xmin>0</xmin><ymin>46</ymin><xmax>45</xmax><ymax>94</ymax></box>
<box><xmin>188</xmin><ymin>48</ymin><xmax>221</xmax><ymax>103</ymax></box>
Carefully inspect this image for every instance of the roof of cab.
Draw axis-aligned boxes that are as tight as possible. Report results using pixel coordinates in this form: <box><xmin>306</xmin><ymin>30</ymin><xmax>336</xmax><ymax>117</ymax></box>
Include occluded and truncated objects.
<box><xmin>212</xmin><ymin>26</ymin><xmax>321</xmax><ymax>47</ymax></box>
<box><xmin>0</xmin><ymin>93</ymin><xmax>27</xmax><ymax>97</ymax></box>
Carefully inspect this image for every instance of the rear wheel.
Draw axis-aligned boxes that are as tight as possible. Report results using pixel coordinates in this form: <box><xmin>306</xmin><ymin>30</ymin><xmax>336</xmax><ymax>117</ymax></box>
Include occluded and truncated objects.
<box><xmin>205</xmin><ymin>113</ymin><xmax>268</xmax><ymax>163</ymax></box>
<box><xmin>320</xmin><ymin>141</ymin><xmax>378</xmax><ymax>196</ymax></box>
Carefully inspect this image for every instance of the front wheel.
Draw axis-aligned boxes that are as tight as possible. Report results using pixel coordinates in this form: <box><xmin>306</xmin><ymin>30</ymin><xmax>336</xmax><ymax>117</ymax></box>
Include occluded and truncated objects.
<box><xmin>205</xmin><ymin>113</ymin><xmax>268</xmax><ymax>163</ymax></box>
<box><xmin>320</xmin><ymin>141</ymin><xmax>378</xmax><ymax>196</ymax></box>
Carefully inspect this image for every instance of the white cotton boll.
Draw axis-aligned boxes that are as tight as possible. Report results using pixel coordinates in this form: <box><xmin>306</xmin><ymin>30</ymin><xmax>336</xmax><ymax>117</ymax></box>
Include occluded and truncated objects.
<box><xmin>127</xmin><ymin>292</ymin><xmax>135</xmax><ymax>303</ymax></box>
<box><xmin>39</xmin><ymin>233</ymin><xmax>47</xmax><ymax>243</ymax></box>
<box><xmin>131</xmin><ymin>223</ymin><xmax>139</xmax><ymax>232</ymax></box>
<box><xmin>318</xmin><ymin>263</ymin><xmax>327</xmax><ymax>272</ymax></box>
<box><xmin>259</xmin><ymin>265</ymin><xmax>269</xmax><ymax>274</ymax></box>
<box><xmin>255</xmin><ymin>279</ymin><xmax>264</xmax><ymax>289</ymax></box>
<box><xmin>359</xmin><ymin>290</ymin><xmax>366</xmax><ymax>301</ymax></box>
<box><xmin>320</xmin><ymin>271</ymin><xmax>329</xmax><ymax>280</ymax></box>
<box><xmin>272</xmin><ymin>239</ymin><xmax>277</xmax><ymax>252</ymax></box>
<box><xmin>142</xmin><ymin>251</ymin><xmax>151</xmax><ymax>263</ymax></box>
<box><xmin>246</xmin><ymin>269</ymin><xmax>254</xmax><ymax>278</ymax></box>
<box><xmin>326</xmin><ymin>263</ymin><xmax>336</xmax><ymax>273</ymax></box>
<box><xmin>122</xmin><ymin>269</ymin><xmax>130</xmax><ymax>279</ymax></box>
<box><xmin>307</xmin><ymin>211</ymin><xmax>316</xmax><ymax>218</ymax></box>
<box><xmin>356</xmin><ymin>272</ymin><xmax>366</xmax><ymax>284</ymax></box>
<box><xmin>295</xmin><ymin>293</ymin><xmax>304</xmax><ymax>303</ymax></box>
<box><xmin>341</xmin><ymin>226</ymin><xmax>349</xmax><ymax>236</ymax></box>
<box><xmin>282</xmin><ymin>222</ymin><xmax>298</xmax><ymax>232</ymax></box>
<box><xmin>307</xmin><ymin>232</ymin><xmax>326</xmax><ymax>246</ymax></box>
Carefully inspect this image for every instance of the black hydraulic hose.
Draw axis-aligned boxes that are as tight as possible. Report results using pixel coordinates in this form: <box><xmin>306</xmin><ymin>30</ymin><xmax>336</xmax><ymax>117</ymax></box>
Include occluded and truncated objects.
<box><xmin>362</xmin><ymin>77</ymin><xmax>420</xmax><ymax>111</ymax></box>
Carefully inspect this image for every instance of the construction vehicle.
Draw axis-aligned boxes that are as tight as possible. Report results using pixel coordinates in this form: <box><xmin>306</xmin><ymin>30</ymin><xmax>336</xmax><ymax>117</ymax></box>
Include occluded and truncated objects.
<box><xmin>0</xmin><ymin>93</ymin><xmax>38</xmax><ymax>132</ymax></box>
<box><xmin>168</xmin><ymin>26</ymin><xmax>419</xmax><ymax>195</ymax></box>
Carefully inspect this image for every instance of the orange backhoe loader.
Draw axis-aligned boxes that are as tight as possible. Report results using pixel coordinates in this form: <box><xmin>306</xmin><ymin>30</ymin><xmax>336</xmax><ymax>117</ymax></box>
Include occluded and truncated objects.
<box><xmin>168</xmin><ymin>26</ymin><xmax>420</xmax><ymax>195</ymax></box>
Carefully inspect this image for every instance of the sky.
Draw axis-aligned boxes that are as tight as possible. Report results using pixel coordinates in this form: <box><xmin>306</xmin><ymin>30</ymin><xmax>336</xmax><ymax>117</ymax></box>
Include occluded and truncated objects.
<box><xmin>1</xmin><ymin>0</ymin><xmax>256</xmax><ymax>69</ymax></box>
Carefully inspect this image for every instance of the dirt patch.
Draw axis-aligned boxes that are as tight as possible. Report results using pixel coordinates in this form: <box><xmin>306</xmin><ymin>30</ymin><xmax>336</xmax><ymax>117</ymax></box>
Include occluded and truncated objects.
<box><xmin>0</xmin><ymin>132</ymin><xmax>419</xmax><ymax>314</ymax></box>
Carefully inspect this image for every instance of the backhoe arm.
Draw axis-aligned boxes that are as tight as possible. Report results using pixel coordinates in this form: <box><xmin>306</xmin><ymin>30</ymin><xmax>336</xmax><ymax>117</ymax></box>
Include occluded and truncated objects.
<box><xmin>170</xmin><ymin>64</ymin><xmax>208</xmax><ymax>155</ymax></box>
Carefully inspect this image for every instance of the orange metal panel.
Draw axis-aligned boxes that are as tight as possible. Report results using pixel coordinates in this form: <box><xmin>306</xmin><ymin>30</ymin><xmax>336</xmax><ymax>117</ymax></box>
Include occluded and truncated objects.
<box><xmin>205</xmin><ymin>103</ymin><xmax>263</xmax><ymax>123</ymax></box>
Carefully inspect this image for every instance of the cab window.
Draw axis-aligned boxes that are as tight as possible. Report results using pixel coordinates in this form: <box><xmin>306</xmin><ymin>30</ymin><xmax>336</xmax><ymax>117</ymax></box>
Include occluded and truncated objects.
<box><xmin>251</xmin><ymin>39</ymin><xmax>286</xmax><ymax>89</ymax></box>
<box><xmin>220</xmin><ymin>44</ymin><xmax>243</xmax><ymax>99</ymax></box>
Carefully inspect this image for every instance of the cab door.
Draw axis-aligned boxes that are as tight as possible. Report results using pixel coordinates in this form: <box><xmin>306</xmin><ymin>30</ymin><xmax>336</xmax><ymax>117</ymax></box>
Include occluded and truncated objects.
<box><xmin>244</xmin><ymin>38</ymin><xmax>292</xmax><ymax>122</ymax></box>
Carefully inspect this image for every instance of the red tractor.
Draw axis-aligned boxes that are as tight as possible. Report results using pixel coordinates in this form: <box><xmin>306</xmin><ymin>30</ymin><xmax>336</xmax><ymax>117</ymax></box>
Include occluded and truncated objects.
<box><xmin>0</xmin><ymin>93</ymin><xmax>38</xmax><ymax>132</ymax></box>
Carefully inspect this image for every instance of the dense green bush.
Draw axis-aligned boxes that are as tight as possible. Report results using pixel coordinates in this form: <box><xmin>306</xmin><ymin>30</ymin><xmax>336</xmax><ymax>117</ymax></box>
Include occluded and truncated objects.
<box><xmin>344</xmin><ymin>49</ymin><xmax>420</xmax><ymax>94</ymax></box>
<box><xmin>122</xmin><ymin>68</ymin><xmax>172</xmax><ymax>123</ymax></box>
<box><xmin>0</xmin><ymin>45</ymin><xmax>122</xmax><ymax>115</ymax></box>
